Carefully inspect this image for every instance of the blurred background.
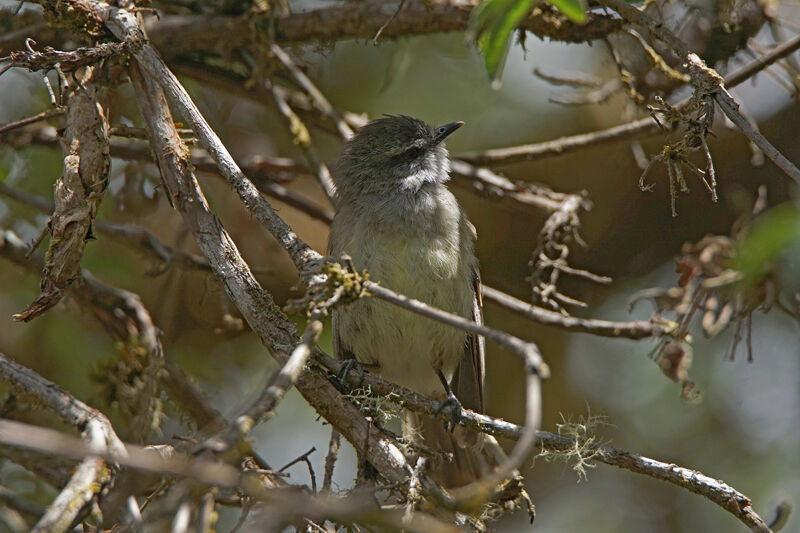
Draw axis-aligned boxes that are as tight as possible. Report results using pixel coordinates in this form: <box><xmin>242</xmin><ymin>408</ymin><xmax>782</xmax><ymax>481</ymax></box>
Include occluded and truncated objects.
<box><xmin>1</xmin><ymin>1</ymin><xmax>799</xmax><ymax>531</ymax></box>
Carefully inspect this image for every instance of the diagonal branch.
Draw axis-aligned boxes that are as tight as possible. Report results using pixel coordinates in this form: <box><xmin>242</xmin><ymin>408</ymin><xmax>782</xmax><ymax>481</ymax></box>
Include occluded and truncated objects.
<box><xmin>598</xmin><ymin>0</ymin><xmax>800</xmax><ymax>185</ymax></box>
<box><xmin>125</xmin><ymin>54</ymin><xmax>429</xmax><ymax>500</ymax></box>
<box><xmin>269</xmin><ymin>43</ymin><xmax>353</xmax><ymax>141</ymax></box>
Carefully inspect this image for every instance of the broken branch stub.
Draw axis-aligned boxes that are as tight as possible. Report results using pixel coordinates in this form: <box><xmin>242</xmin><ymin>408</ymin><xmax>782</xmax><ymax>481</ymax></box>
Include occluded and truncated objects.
<box><xmin>14</xmin><ymin>66</ymin><xmax>110</xmax><ymax>322</ymax></box>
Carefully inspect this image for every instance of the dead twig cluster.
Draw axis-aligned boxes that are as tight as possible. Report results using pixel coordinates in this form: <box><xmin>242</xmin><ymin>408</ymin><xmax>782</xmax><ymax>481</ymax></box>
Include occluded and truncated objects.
<box><xmin>630</xmin><ymin>189</ymin><xmax>796</xmax><ymax>399</ymax></box>
<box><xmin>527</xmin><ymin>194</ymin><xmax>612</xmax><ymax>314</ymax></box>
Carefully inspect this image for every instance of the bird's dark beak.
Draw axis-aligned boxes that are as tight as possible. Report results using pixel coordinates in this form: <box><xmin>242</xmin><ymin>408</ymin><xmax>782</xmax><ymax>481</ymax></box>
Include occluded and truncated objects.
<box><xmin>433</xmin><ymin>121</ymin><xmax>464</xmax><ymax>144</ymax></box>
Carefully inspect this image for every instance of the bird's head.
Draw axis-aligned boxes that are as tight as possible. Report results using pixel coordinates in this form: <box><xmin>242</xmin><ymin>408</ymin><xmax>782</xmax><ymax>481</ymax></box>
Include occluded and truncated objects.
<box><xmin>334</xmin><ymin>115</ymin><xmax>463</xmax><ymax>194</ymax></box>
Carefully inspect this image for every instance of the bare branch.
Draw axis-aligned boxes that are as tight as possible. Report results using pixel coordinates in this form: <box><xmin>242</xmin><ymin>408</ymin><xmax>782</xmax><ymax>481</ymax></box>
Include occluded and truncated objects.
<box><xmin>269</xmin><ymin>43</ymin><xmax>353</xmax><ymax>141</ymax></box>
<box><xmin>713</xmin><ymin>83</ymin><xmax>800</xmax><ymax>183</ymax></box>
<box><xmin>481</xmin><ymin>285</ymin><xmax>677</xmax><ymax>339</ymax></box>
<box><xmin>1</xmin><ymin>38</ymin><xmax>131</xmax><ymax>73</ymax></box>
<box><xmin>321</xmin><ymin>429</ymin><xmax>340</xmax><ymax>495</ymax></box>
<box><xmin>146</xmin><ymin>1</ymin><xmax>623</xmax><ymax>53</ymax></box>
<box><xmin>455</xmin><ymin>117</ymin><xmax>662</xmax><ymax>166</ymax></box>
<box><xmin>202</xmin><ymin>319</ymin><xmax>323</xmax><ymax>454</ymax></box>
<box><xmin>30</xmin><ymin>456</ymin><xmax>107</xmax><ymax>533</ymax></box>
<box><xmin>0</xmin><ymin>107</ymin><xmax>64</xmax><ymax>134</ymax></box>
<box><xmin>449</xmin><ymin>159</ymin><xmax>565</xmax><ymax>211</ymax></box>
<box><xmin>321</xmin><ymin>355</ymin><xmax>772</xmax><ymax>533</ymax></box>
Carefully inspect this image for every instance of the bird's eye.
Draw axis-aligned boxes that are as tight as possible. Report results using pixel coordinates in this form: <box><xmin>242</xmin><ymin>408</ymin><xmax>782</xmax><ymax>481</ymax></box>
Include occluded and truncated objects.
<box><xmin>436</xmin><ymin>127</ymin><xmax>446</xmax><ymax>135</ymax></box>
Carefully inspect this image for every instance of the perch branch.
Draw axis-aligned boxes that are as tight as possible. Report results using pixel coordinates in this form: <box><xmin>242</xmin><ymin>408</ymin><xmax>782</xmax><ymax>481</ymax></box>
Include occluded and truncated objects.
<box><xmin>318</xmin><ymin>355</ymin><xmax>772</xmax><ymax>533</ymax></box>
<box><xmin>363</xmin><ymin>281</ymin><xmax>544</xmax><ymax>507</ymax></box>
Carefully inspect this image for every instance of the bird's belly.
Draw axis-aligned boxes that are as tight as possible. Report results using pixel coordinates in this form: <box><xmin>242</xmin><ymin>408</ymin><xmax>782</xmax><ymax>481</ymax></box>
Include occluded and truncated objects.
<box><xmin>334</xmin><ymin>231</ymin><xmax>472</xmax><ymax>398</ymax></box>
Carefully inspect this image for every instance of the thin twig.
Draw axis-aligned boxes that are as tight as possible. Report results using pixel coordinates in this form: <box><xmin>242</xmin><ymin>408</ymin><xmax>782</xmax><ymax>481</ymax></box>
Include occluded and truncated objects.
<box><xmin>481</xmin><ymin>285</ymin><xmax>677</xmax><ymax>339</ymax></box>
<box><xmin>279</xmin><ymin>447</ymin><xmax>318</xmax><ymax>493</ymax></box>
<box><xmin>269</xmin><ymin>43</ymin><xmax>353</xmax><ymax>141</ymax></box>
<box><xmin>372</xmin><ymin>0</ymin><xmax>408</xmax><ymax>45</ymax></box>
<box><xmin>201</xmin><ymin>320</ymin><xmax>323</xmax><ymax>454</ymax></box>
<box><xmin>263</xmin><ymin>76</ymin><xmax>337</xmax><ymax>204</ymax></box>
<box><xmin>0</xmin><ymin>108</ymin><xmax>64</xmax><ymax>134</ymax></box>
<box><xmin>714</xmin><ymin>84</ymin><xmax>800</xmax><ymax>183</ymax></box>
<box><xmin>449</xmin><ymin>159</ymin><xmax>565</xmax><ymax>211</ymax></box>
<box><xmin>321</xmin><ymin>429</ymin><xmax>340</xmax><ymax>494</ymax></box>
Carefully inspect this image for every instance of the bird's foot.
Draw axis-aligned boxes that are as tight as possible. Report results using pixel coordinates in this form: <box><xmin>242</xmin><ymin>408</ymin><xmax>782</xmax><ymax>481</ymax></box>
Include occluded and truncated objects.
<box><xmin>435</xmin><ymin>392</ymin><xmax>464</xmax><ymax>433</ymax></box>
<box><xmin>337</xmin><ymin>359</ymin><xmax>378</xmax><ymax>388</ymax></box>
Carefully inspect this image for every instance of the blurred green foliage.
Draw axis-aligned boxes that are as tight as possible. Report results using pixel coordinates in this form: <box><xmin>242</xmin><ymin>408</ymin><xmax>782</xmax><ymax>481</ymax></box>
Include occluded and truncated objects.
<box><xmin>469</xmin><ymin>0</ymin><xmax>587</xmax><ymax>83</ymax></box>
<box><xmin>734</xmin><ymin>203</ymin><xmax>800</xmax><ymax>286</ymax></box>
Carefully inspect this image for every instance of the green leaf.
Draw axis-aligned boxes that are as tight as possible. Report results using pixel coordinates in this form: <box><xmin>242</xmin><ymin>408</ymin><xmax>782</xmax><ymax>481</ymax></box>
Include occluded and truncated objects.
<box><xmin>468</xmin><ymin>0</ymin><xmax>587</xmax><ymax>84</ymax></box>
<box><xmin>549</xmin><ymin>0</ymin><xmax>588</xmax><ymax>22</ymax></box>
<box><xmin>468</xmin><ymin>0</ymin><xmax>538</xmax><ymax>84</ymax></box>
<box><xmin>734</xmin><ymin>203</ymin><xmax>800</xmax><ymax>286</ymax></box>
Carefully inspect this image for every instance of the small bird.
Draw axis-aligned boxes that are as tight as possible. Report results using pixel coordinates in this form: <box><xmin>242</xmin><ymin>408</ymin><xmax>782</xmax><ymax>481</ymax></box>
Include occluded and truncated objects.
<box><xmin>329</xmin><ymin>115</ymin><xmax>486</xmax><ymax>486</ymax></box>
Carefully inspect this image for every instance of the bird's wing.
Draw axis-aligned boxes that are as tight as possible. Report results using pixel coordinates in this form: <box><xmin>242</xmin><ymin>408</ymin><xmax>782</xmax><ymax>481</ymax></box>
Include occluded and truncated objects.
<box><xmin>452</xmin><ymin>268</ymin><xmax>485</xmax><ymax>415</ymax></box>
<box><xmin>331</xmin><ymin>311</ymin><xmax>348</xmax><ymax>362</ymax></box>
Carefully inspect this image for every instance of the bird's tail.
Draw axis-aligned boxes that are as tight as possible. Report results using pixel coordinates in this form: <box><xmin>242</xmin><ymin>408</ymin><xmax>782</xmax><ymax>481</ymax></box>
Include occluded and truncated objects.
<box><xmin>403</xmin><ymin>410</ymin><xmax>492</xmax><ymax>488</ymax></box>
<box><xmin>403</xmin><ymin>411</ymin><xmax>536</xmax><ymax>523</ymax></box>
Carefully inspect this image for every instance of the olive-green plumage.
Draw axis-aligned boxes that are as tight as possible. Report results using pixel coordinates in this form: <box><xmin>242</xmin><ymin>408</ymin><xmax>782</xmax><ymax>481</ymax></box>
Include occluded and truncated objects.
<box><xmin>329</xmin><ymin>115</ymin><xmax>487</xmax><ymax>486</ymax></box>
